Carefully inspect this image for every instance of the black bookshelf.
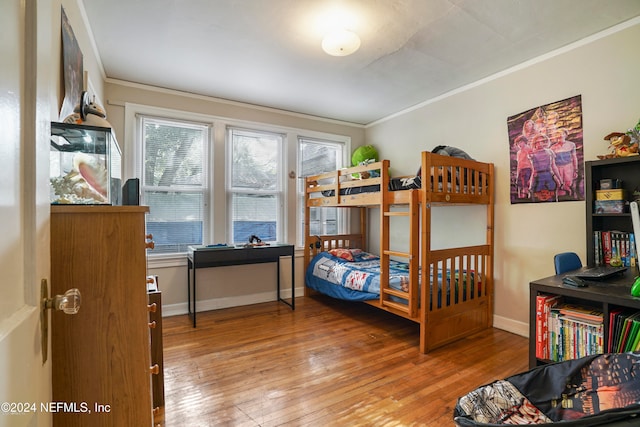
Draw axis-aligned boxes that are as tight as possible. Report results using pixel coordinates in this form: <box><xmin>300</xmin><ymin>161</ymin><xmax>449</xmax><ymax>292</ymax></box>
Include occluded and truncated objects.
<box><xmin>529</xmin><ymin>156</ymin><xmax>640</xmax><ymax>368</ymax></box>
<box><xmin>585</xmin><ymin>156</ymin><xmax>640</xmax><ymax>266</ymax></box>
<box><xmin>529</xmin><ymin>269</ymin><xmax>640</xmax><ymax>368</ymax></box>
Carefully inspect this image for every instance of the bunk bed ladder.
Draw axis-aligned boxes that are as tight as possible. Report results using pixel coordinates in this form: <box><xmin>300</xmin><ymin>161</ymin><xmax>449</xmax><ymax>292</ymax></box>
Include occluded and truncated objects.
<box><xmin>380</xmin><ymin>189</ymin><xmax>419</xmax><ymax>317</ymax></box>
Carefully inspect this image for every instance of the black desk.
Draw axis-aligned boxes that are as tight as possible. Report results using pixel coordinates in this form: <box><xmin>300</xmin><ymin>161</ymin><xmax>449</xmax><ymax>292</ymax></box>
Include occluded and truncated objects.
<box><xmin>529</xmin><ymin>267</ymin><xmax>640</xmax><ymax>368</ymax></box>
<box><xmin>187</xmin><ymin>244</ymin><xmax>295</xmax><ymax>327</ymax></box>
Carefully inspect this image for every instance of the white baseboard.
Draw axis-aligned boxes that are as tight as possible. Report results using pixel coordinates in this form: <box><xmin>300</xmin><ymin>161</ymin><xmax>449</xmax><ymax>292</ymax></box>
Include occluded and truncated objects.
<box><xmin>493</xmin><ymin>314</ymin><xmax>529</xmax><ymax>338</ymax></box>
<box><xmin>162</xmin><ymin>286</ymin><xmax>305</xmax><ymax>317</ymax></box>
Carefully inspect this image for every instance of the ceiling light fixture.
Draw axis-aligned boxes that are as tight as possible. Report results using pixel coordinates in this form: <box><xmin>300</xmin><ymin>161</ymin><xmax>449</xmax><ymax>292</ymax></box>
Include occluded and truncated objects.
<box><xmin>322</xmin><ymin>28</ymin><xmax>361</xmax><ymax>56</ymax></box>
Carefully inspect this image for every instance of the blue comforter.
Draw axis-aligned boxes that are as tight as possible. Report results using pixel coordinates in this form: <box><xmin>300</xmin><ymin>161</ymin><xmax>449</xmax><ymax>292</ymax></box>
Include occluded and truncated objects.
<box><xmin>307</xmin><ymin>250</ymin><xmax>410</xmax><ymax>296</ymax></box>
<box><xmin>306</xmin><ymin>250</ymin><xmax>477</xmax><ymax>304</ymax></box>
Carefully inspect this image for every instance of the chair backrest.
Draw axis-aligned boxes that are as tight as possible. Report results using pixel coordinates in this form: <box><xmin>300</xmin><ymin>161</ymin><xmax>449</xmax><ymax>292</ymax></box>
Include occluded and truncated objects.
<box><xmin>554</xmin><ymin>252</ymin><xmax>582</xmax><ymax>275</ymax></box>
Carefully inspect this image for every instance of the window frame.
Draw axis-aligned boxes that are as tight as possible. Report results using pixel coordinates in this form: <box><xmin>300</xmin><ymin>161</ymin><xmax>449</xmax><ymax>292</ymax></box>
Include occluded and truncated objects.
<box><xmin>226</xmin><ymin>126</ymin><xmax>286</xmax><ymax>244</ymax></box>
<box><xmin>124</xmin><ymin>102</ymin><xmax>352</xmax><ymax>267</ymax></box>
<box><xmin>297</xmin><ymin>136</ymin><xmax>349</xmax><ymax>247</ymax></box>
<box><xmin>138</xmin><ymin>114</ymin><xmax>211</xmax><ymax>255</ymax></box>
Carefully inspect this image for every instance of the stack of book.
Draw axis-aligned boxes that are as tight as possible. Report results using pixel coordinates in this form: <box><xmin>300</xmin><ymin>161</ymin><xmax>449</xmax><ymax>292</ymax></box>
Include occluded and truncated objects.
<box><xmin>535</xmin><ymin>294</ymin><xmax>561</xmax><ymax>360</ymax></box>
<box><xmin>535</xmin><ymin>295</ymin><xmax>604</xmax><ymax>362</ymax></box>
<box><xmin>608</xmin><ymin>309</ymin><xmax>640</xmax><ymax>353</ymax></box>
<box><xmin>593</xmin><ymin>230</ymin><xmax>636</xmax><ymax>267</ymax></box>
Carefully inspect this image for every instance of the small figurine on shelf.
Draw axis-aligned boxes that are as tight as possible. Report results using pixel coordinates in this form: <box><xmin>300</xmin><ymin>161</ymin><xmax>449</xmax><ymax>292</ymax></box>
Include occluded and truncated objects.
<box><xmin>610</xmin><ymin>245</ymin><xmax>623</xmax><ymax>267</ymax></box>
<box><xmin>627</xmin><ymin>117</ymin><xmax>640</xmax><ymax>146</ymax></box>
<box><xmin>597</xmin><ymin>118</ymin><xmax>640</xmax><ymax>159</ymax></box>
<box><xmin>63</xmin><ymin>91</ymin><xmax>112</xmax><ymax>128</ymax></box>
<box><xmin>597</xmin><ymin>132</ymin><xmax>639</xmax><ymax>159</ymax></box>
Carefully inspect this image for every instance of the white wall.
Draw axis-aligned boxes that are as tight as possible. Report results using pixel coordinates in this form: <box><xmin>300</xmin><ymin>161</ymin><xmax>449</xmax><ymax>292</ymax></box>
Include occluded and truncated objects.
<box><xmin>365</xmin><ymin>20</ymin><xmax>640</xmax><ymax>336</ymax></box>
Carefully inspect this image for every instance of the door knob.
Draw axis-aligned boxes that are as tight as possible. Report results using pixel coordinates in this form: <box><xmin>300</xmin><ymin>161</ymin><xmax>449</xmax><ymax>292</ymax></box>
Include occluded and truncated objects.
<box><xmin>44</xmin><ymin>288</ymin><xmax>82</xmax><ymax>314</ymax></box>
<box><xmin>40</xmin><ymin>279</ymin><xmax>81</xmax><ymax>365</ymax></box>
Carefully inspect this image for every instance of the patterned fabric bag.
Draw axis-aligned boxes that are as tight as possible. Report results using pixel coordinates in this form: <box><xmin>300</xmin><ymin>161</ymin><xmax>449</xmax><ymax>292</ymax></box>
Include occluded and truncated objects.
<box><xmin>454</xmin><ymin>353</ymin><xmax>640</xmax><ymax>426</ymax></box>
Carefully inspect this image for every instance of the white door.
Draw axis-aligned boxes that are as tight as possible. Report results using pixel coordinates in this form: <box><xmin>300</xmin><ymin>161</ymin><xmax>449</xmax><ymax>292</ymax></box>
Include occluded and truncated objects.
<box><xmin>0</xmin><ymin>1</ymin><xmax>52</xmax><ymax>426</ymax></box>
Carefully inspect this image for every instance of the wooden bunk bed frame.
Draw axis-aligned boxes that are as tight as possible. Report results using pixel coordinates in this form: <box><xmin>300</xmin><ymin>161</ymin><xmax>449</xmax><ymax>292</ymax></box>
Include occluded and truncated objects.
<box><xmin>303</xmin><ymin>151</ymin><xmax>495</xmax><ymax>354</ymax></box>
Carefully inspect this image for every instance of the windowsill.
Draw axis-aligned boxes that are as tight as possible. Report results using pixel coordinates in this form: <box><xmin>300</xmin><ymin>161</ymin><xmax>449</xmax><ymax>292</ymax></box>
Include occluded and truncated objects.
<box><xmin>147</xmin><ymin>253</ymin><xmax>188</xmax><ymax>269</ymax></box>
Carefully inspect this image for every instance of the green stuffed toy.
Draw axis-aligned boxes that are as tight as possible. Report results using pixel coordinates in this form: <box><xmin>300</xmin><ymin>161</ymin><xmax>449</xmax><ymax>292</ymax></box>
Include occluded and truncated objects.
<box><xmin>351</xmin><ymin>145</ymin><xmax>380</xmax><ymax>179</ymax></box>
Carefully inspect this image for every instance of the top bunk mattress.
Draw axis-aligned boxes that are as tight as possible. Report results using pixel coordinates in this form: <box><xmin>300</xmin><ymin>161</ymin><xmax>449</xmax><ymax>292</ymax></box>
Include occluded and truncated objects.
<box><xmin>318</xmin><ymin>173</ymin><xmax>483</xmax><ymax>197</ymax></box>
<box><xmin>320</xmin><ymin>176</ymin><xmax>421</xmax><ymax>197</ymax></box>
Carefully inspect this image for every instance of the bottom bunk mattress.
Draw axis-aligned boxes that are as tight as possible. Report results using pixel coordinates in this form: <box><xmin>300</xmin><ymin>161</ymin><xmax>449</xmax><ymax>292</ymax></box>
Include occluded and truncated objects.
<box><xmin>305</xmin><ymin>249</ymin><xmax>479</xmax><ymax>306</ymax></box>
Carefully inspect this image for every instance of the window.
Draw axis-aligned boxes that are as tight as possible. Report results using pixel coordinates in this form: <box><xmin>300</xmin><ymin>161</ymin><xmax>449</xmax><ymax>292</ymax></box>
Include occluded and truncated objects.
<box><xmin>228</xmin><ymin>127</ymin><xmax>284</xmax><ymax>244</ymax></box>
<box><xmin>128</xmin><ymin>103</ymin><xmax>351</xmax><ymax>260</ymax></box>
<box><xmin>298</xmin><ymin>137</ymin><xmax>345</xmax><ymax>246</ymax></box>
<box><xmin>141</xmin><ymin>116</ymin><xmax>208</xmax><ymax>254</ymax></box>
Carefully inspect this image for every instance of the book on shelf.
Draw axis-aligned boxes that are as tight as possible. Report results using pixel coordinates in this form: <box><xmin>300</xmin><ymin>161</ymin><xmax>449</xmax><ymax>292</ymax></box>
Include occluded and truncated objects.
<box><xmin>535</xmin><ymin>294</ymin><xmax>561</xmax><ymax>359</ymax></box>
<box><xmin>611</xmin><ymin>309</ymin><xmax>631</xmax><ymax>352</ymax></box>
<box><xmin>623</xmin><ymin>315</ymin><xmax>640</xmax><ymax>352</ymax></box>
<box><xmin>594</xmin><ymin>231</ymin><xmax>602</xmax><ymax>266</ymax></box>
<box><xmin>550</xmin><ymin>307</ymin><xmax>560</xmax><ymax>361</ymax></box>
<box><xmin>610</xmin><ymin>309</ymin><xmax>640</xmax><ymax>353</ymax></box>
<box><xmin>556</xmin><ymin>313</ymin><xmax>603</xmax><ymax>360</ymax></box>
<box><xmin>535</xmin><ymin>297</ymin><xmax>605</xmax><ymax>362</ymax></box>
<box><xmin>629</xmin><ymin>318</ymin><xmax>640</xmax><ymax>351</ymax></box>
<box><xmin>602</xmin><ymin>231</ymin><xmax>612</xmax><ymax>265</ymax></box>
<box><xmin>593</xmin><ymin>230</ymin><xmax>636</xmax><ymax>266</ymax></box>
<box><xmin>616</xmin><ymin>315</ymin><xmax>633</xmax><ymax>352</ymax></box>
<box><xmin>558</xmin><ymin>304</ymin><xmax>604</xmax><ymax>324</ymax></box>
<box><xmin>607</xmin><ymin>307</ymin><xmax>624</xmax><ymax>352</ymax></box>
<box><xmin>611</xmin><ymin>231</ymin><xmax>628</xmax><ymax>267</ymax></box>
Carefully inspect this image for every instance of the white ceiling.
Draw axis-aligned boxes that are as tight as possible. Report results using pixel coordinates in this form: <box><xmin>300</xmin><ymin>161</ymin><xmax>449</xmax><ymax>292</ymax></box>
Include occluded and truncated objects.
<box><xmin>81</xmin><ymin>0</ymin><xmax>640</xmax><ymax>125</ymax></box>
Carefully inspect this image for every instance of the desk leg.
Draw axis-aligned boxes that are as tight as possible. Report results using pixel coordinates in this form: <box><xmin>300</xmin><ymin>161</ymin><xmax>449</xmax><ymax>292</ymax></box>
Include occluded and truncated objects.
<box><xmin>192</xmin><ymin>263</ymin><xmax>197</xmax><ymax>327</ymax></box>
<box><xmin>187</xmin><ymin>258</ymin><xmax>192</xmax><ymax>321</ymax></box>
<box><xmin>276</xmin><ymin>250</ymin><xmax>295</xmax><ymax>310</ymax></box>
<box><xmin>187</xmin><ymin>258</ymin><xmax>197</xmax><ymax>328</ymax></box>
<box><xmin>291</xmin><ymin>249</ymin><xmax>295</xmax><ymax>310</ymax></box>
<box><xmin>277</xmin><ymin>257</ymin><xmax>281</xmax><ymax>303</ymax></box>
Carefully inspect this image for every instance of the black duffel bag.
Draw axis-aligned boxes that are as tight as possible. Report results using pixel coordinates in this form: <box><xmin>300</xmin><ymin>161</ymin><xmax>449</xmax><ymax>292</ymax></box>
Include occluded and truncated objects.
<box><xmin>454</xmin><ymin>353</ymin><xmax>640</xmax><ymax>426</ymax></box>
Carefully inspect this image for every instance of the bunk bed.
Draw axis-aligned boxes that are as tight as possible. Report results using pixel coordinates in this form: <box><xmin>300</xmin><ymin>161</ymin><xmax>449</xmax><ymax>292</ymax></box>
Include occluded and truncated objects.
<box><xmin>303</xmin><ymin>151</ymin><xmax>495</xmax><ymax>354</ymax></box>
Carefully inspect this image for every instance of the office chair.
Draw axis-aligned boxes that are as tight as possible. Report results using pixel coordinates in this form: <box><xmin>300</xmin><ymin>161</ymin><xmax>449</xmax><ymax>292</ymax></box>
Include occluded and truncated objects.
<box><xmin>554</xmin><ymin>252</ymin><xmax>582</xmax><ymax>275</ymax></box>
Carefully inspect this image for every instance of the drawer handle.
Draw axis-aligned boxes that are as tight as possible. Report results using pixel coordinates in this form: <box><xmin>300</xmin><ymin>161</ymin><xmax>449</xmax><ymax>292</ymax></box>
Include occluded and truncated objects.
<box><xmin>153</xmin><ymin>407</ymin><xmax>160</xmax><ymax>415</ymax></box>
<box><xmin>146</xmin><ymin>234</ymin><xmax>155</xmax><ymax>250</ymax></box>
<box><xmin>148</xmin><ymin>321</ymin><xmax>157</xmax><ymax>329</ymax></box>
<box><xmin>150</xmin><ymin>364</ymin><xmax>159</xmax><ymax>375</ymax></box>
<box><xmin>148</xmin><ymin>303</ymin><xmax>157</xmax><ymax>313</ymax></box>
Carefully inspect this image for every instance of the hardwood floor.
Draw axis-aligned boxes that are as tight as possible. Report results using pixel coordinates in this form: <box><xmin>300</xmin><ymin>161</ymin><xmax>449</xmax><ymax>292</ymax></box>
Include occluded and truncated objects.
<box><xmin>154</xmin><ymin>295</ymin><xmax>529</xmax><ymax>426</ymax></box>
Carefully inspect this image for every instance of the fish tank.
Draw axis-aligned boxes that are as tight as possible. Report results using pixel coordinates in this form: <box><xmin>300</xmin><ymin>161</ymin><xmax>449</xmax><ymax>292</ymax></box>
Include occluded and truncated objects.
<box><xmin>50</xmin><ymin>122</ymin><xmax>122</xmax><ymax>205</ymax></box>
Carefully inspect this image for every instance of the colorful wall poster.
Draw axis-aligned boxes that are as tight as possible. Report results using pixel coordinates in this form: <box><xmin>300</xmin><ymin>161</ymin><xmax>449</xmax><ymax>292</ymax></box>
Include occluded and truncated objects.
<box><xmin>508</xmin><ymin>95</ymin><xmax>584</xmax><ymax>204</ymax></box>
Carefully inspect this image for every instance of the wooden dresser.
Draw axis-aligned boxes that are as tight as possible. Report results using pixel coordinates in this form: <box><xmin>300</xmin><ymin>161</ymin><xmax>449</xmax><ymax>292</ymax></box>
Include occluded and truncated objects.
<box><xmin>50</xmin><ymin>206</ymin><xmax>155</xmax><ymax>427</ymax></box>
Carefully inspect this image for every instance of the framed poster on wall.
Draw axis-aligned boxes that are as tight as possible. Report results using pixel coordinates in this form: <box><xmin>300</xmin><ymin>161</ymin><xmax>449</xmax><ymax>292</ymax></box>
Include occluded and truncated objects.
<box><xmin>59</xmin><ymin>7</ymin><xmax>83</xmax><ymax>121</ymax></box>
<box><xmin>508</xmin><ymin>95</ymin><xmax>584</xmax><ymax>204</ymax></box>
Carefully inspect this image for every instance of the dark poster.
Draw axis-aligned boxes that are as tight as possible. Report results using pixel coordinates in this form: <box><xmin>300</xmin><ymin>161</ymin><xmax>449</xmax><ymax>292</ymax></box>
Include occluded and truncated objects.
<box><xmin>60</xmin><ymin>7</ymin><xmax>83</xmax><ymax>120</ymax></box>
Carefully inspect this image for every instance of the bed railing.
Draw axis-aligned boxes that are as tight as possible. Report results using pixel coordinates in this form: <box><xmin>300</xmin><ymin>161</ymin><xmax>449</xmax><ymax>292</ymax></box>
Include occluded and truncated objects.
<box><xmin>421</xmin><ymin>152</ymin><xmax>492</xmax><ymax>204</ymax></box>
<box><xmin>305</xmin><ymin>160</ymin><xmax>390</xmax><ymax>207</ymax></box>
<box><xmin>424</xmin><ymin>245</ymin><xmax>492</xmax><ymax>311</ymax></box>
<box><xmin>305</xmin><ymin>234</ymin><xmax>365</xmax><ymax>257</ymax></box>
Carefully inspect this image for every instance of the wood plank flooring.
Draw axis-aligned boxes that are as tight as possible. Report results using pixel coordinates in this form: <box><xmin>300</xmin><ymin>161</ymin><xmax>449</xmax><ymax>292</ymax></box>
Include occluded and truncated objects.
<box><xmin>154</xmin><ymin>295</ymin><xmax>529</xmax><ymax>426</ymax></box>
